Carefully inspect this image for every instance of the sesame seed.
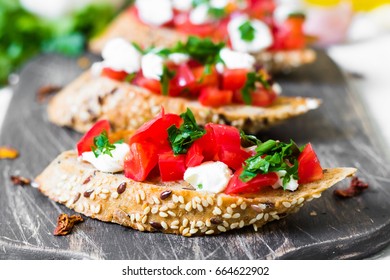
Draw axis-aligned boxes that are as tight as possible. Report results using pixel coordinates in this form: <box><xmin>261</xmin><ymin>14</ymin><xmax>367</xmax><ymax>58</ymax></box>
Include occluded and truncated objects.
<box><xmin>111</xmin><ymin>192</ymin><xmax>119</xmax><ymax>199</ymax></box>
<box><xmin>178</xmin><ymin>196</ymin><xmax>184</xmax><ymax>204</ymax></box>
<box><xmin>291</xmin><ymin>199</ymin><xmax>297</xmax><ymax>205</ymax></box>
<box><xmin>237</xmin><ymin>198</ymin><xmax>243</xmax><ymax>205</ymax></box>
<box><xmin>222</xmin><ymin>214</ymin><xmax>232</xmax><ymax>219</ymax></box>
<box><xmin>217</xmin><ymin>196</ymin><xmax>223</xmax><ymax>207</ymax></box>
<box><xmin>270</xmin><ymin>211</ymin><xmax>277</xmax><ymax>215</ymax></box>
<box><xmin>185</xmin><ymin>202</ymin><xmax>192</xmax><ymax>212</ymax></box>
<box><xmin>272</xmin><ymin>214</ymin><xmax>280</xmax><ymax>220</ymax></box>
<box><xmin>99</xmin><ymin>193</ymin><xmax>108</xmax><ymax>200</ymax></box>
<box><xmin>232</xmin><ymin>213</ymin><xmax>240</xmax><ymax>219</ymax></box>
<box><xmin>170</xmin><ymin>225</ymin><xmax>179</xmax><ymax>230</ymax></box>
<box><xmin>75</xmin><ymin>204</ymin><xmax>84</xmax><ymax>213</ymax></box>
<box><xmin>201</xmin><ymin>199</ymin><xmax>209</xmax><ymax>207</ymax></box>
<box><xmin>151</xmin><ymin>207</ymin><xmax>158</xmax><ymax>214</ymax></box>
<box><xmin>282</xmin><ymin>202</ymin><xmax>292</xmax><ymax>208</ymax></box>
<box><xmin>206</xmin><ymin>220</ymin><xmax>211</xmax><ymax>227</ymax></box>
<box><xmin>167</xmin><ymin>211</ymin><xmax>176</xmax><ymax>217</ymax></box>
<box><xmin>307</xmin><ymin>197</ymin><xmax>313</xmax><ymax>202</ymax></box>
<box><xmin>239</xmin><ymin>220</ymin><xmax>245</xmax><ymax>228</ymax></box>
<box><xmin>253</xmin><ymin>224</ymin><xmax>258</xmax><ymax>232</ymax></box>
<box><xmin>196</xmin><ymin>221</ymin><xmax>204</xmax><ymax>228</ymax></box>
<box><xmin>194</xmin><ymin>197</ymin><xmax>201</xmax><ymax>203</ymax></box>
<box><xmin>259</xmin><ymin>204</ymin><xmax>267</xmax><ymax>210</ymax></box>
<box><xmin>298</xmin><ymin>197</ymin><xmax>305</xmax><ymax>204</ymax></box>
<box><xmin>222</xmin><ymin>221</ymin><xmax>229</xmax><ymax>228</ymax></box>
<box><xmin>182</xmin><ymin>228</ymin><xmax>190</xmax><ymax>235</ymax></box>
<box><xmin>217</xmin><ymin>225</ymin><xmax>226</xmax><ymax>232</ymax></box>
<box><xmin>182</xmin><ymin>219</ymin><xmax>189</xmax><ymax>227</ymax></box>
<box><xmin>101</xmin><ymin>188</ymin><xmax>109</xmax><ymax>194</ymax></box>
<box><xmin>240</xmin><ymin>202</ymin><xmax>247</xmax><ymax>210</ymax></box>
<box><xmin>256</xmin><ymin>213</ymin><xmax>264</xmax><ymax>220</ymax></box>
<box><xmin>191</xmin><ymin>200</ymin><xmax>197</xmax><ymax>209</ymax></box>
<box><xmin>197</xmin><ymin>204</ymin><xmax>204</xmax><ymax>212</ymax></box>
<box><xmin>264</xmin><ymin>213</ymin><xmax>269</xmax><ymax>221</ymax></box>
<box><xmin>190</xmin><ymin>228</ymin><xmax>198</xmax><ymax>234</ymax></box>
<box><xmin>167</xmin><ymin>202</ymin><xmax>176</xmax><ymax>209</ymax></box>
<box><xmin>171</xmin><ymin>220</ymin><xmax>180</xmax><ymax>226</ymax></box>
<box><xmin>135</xmin><ymin>213</ymin><xmax>141</xmax><ymax>222</ymax></box>
<box><xmin>206</xmin><ymin>197</ymin><xmax>214</xmax><ymax>205</ymax></box>
<box><xmin>135</xmin><ymin>193</ymin><xmax>141</xmax><ymax>204</ymax></box>
<box><xmin>159</xmin><ymin>205</ymin><xmax>168</xmax><ymax>212</ymax></box>
<box><xmin>83</xmin><ymin>202</ymin><xmax>89</xmax><ymax>211</ymax></box>
<box><xmin>93</xmin><ymin>204</ymin><xmax>101</xmax><ymax>214</ymax></box>
<box><xmin>139</xmin><ymin>190</ymin><xmax>146</xmax><ymax>200</ymax></box>
<box><xmin>160</xmin><ymin>190</ymin><xmax>172</xmax><ymax>200</ymax></box>
<box><xmin>200</xmin><ymin>227</ymin><xmax>207</xmax><ymax>233</ymax></box>
<box><xmin>205</xmin><ymin>230</ymin><xmax>214</xmax><ymax>235</ymax></box>
<box><xmin>212</xmin><ymin>207</ymin><xmax>222</xmax><ymax>215</ymax></box>
<box><xmin>190</xmin><ymin>221</ymin><xmax>196</xmax><ymax>229</ymax></box>
<box><xmin>251</xmin><ymin>205</ymin><xmax>262</xmax><ymax>212</ymax></box>
<box><xmin>159</xmin><ymin>212</ymin><xmax>168</xmax><ymax>218</ymax></box>
<box><xmin>313</xmin><ymin>193</ymin><xmax>321</xmax><ymax>198</ymax></box>
<box><xmin>153</xmin><ymin>196</ymin><xmax>160</xmax><ymax>204</ymax></box>
<box><xmin>143</xmin><ymin>206</ymin><xmax>151</xmax><ymax>215</ymax></box>
<box><xmin>230</xmin><ymin>204</ymin><xmax>237</xmax><ymax>209</ymax></box>
<box><xmin>142</xmin><ymin>216</ymin><xmax>148</xmax><ymax>224</ymax></box>
<box><xmin>95</xmin><ymin>187</ymin><xmax>102</xmax><ymax>194</ymax></box>
<box><xmin>137</xmin><ymin>224</ymin><xmax>145</xmax><ymax>231</ymax></box>
<box><xmin>249</xmin><ymin>218</ymin><xmax>257</xmax><ymax>224</ymax></box>
<box><xmin>172</xmin><ymin>194</ymin><xmax>179</xmax><ymax>203</ymax></box>
<box><xmin>90</xmin><ymin>192</ymin><xmax>96</xmax><ymax>200</ymax></box>
<box><xmin>130</xmin><ymin>214</ymin><xmax>135</xmax><ymax>222</ymax></box>
<box><xmin>226</xmin><ymin>207</ymin><xmax>233</xmax><ymax>214</ymax></box>
<box><xmin>230</xmin><ymin>223</ymin><xmax>239</xmax><ymax>229</ymax></box>
<box><xmin>161</xmin><ymin>221</ymin><xmax>168</xmax><ymax>230</ymax></box>
<box><xmin>179</xmin><ymin>205</ymin><xmax>185</xmax><ymax>209</ymax></box>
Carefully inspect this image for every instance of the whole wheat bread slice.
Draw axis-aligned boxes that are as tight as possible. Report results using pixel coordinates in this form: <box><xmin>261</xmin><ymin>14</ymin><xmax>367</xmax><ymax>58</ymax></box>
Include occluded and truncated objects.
<box><xmin>36</xmin><ymin>150</ymin><xmax>356</xmax><ymax>236</ymax></box>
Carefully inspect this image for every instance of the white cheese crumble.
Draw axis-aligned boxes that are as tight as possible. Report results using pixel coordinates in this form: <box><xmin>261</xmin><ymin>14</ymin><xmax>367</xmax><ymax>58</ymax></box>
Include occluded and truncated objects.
<box><xmin>274</xmin><ymin>0</ymin><xmax>305</xmax><ymax>25</ymax></box>
<box><xmin>141</xmin><ymin>52</ymin><xmax>165</xmax><ymax>81</ymax></box>
<box><xmin>168</xmin><ymin>53</ymin><xmax>190</xmax><ymax>65</ymax></box>
<box><xmin>172</xmin><ymin>0</ymin><xmax>192</xmax><ymax>12</ymax></box>
<box><xmin>101</xmin><ymin>38</ymin><xmax>142</xmax><ymax>74</ymax></box>
<box><xmin>82</xmin><ymin>143</ymin><xmax>130</xmax><ymax>173</ymax></box>
<box><xmin>135</xmin><ymin>0</ymin><xmax>173</xmax><ymax>26</ymax></box>
<box><xmin>219</xmin><ymin>48</ymin><xmax>256</xmax><ymax>70</ymax></box>
<box><xmin>189</xmin><ymin>3</ymin><xmax>212</xmax><ymax>25</ymax></box>
<box><xmin>184</xmin><ymin>161</ymin><xmax>232</xmax><ymax>193</ymax></box>
<box><xmin>228</xmin><ymin>16</ymin><xmax>273</xmax><ymax>53</ymax></box>
<box><xmin>272</xmin><ymin>170</ymin><xmax>299</xmax><ymax>191</ymax></box>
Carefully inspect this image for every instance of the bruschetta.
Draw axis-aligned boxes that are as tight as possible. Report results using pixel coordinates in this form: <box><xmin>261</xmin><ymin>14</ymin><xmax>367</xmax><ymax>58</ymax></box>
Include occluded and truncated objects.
<box><xmin>49</xmin><ymin>37</ymin><xmax>320</xmax><ymax>133</ymax></box>
<box><xmin>89</xmin><ymin>0</ymin><xmax>316</xmax><ymax>72</ymax></box>
<box><xmin>36</xmin><ymin>109</ymin><xmax>356</xmax><ymax>236</ymax></box>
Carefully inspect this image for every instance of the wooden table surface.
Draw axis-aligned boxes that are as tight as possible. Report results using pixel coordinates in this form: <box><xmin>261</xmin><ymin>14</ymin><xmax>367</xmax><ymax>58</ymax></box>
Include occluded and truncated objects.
<box><xmin>0</xmin><ymin>51</ymin><xmax>389</xmax><ymax>260</ymax></box>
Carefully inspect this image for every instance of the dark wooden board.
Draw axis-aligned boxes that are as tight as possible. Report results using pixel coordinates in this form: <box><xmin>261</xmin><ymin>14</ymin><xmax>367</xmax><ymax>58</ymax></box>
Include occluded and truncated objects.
<box><xmin>1</xmin><ymin>51</ymin><xmax>389</xmax><ymax>260</ymax></box>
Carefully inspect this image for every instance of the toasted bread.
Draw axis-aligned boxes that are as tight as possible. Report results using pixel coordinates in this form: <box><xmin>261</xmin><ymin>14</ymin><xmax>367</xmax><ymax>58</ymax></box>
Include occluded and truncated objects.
<box><xmin>36</xmin><ymin>150</ymin><xmax>356</xmax><ymax>236</ymax></box>
<box><xmin>48</xmin><ymin>71</ymin><xmax>320</xmax><ymax>133</ymax></box>
<box><xmin>89</xmin><ymin>10</ymin><xmax>316</xmax><ymax>72</ymax></box>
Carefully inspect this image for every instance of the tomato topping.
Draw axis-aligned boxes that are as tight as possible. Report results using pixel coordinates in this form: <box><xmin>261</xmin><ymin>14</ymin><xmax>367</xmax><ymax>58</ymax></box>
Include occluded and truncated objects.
<box><xmin>185</xmin><ymin>142</ymin><xmax>204</xmax><ymax>167</ymax></box>
<box><xmin>225</xmin><ymin>168</ymin><xmax>279</xmax><ymax>195</ymax></box>
<box><xmin>206</xmin><ymin>123</ymin><xmax>241</xmax><ymax>148</ymax></box>
<box><xmin>124</xmin><ymin>142</ymin><xmax>159</xmax><ymax>181</ymax></box>
<box><xmin>134</xmin><ymin>75</ymin><xmax>162</xmax><ymax>94</ymax></box>
<box><xmin>130</xmin><ymin>110</ymin><xmax>182</xmax><ymax>149</ymax></box>
<box><xmin>199</xmin><ymin>87</ymin><xmax>233</xmax><ymax>107</ymax></box>
<box><xmin>76</xmin><ymin>120</ymin><xmax>110</xmax><ymax>156</ymax></box>
<box><xmin>191</xmin><ymin>125</ymin><xmax>217</xmax><ymax>161</ymax></box>
<box><xmin>272</xmin><ymin>16</ymin><xmax>306</xmax><ymax>50</ymax></box>
<box><xmin>222</xmin><ymin>69</ymin><xmax>248</xmax><ymax>91</ymax></box>
<box><xmin>158</xmin><ymin>151</ymin><xmax>187</xmax><ymax>181</ymax></box>
<box><xmin>102</xmin><ymin>68</ymin><xmax>128</xmax><ymax>81</ymax></box>
<box><xmin>175</xmin><ymin>14</ymin><xmax>216</xmax><ymax>37</ymax></box>
<box><xmin>192</xmin><ymin>66</ymin><xmax>219</xmax><ymax>92</ymax></box>
<box><xmin>233</xmin><ymin>88</ymin><xmax>277</xmax><ymax>107</ymax></box>
<box><xmin>217</xmin><ymin>146</ymin><xmax>250</xmax><ymax>170</ymax></box>
<box><xmin>169</xmin><ymin>63</ymin><xmax>196</xmax><ymax>96</ymax></box>
<box><xmin>298</xmin><ymin>143</ymin><xmax>323</xmax><ymax>184</ymax></box>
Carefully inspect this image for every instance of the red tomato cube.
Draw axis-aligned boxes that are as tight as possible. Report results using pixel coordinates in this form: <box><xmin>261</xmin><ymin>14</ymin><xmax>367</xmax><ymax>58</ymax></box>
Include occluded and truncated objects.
<box><xmin>158</xmin><ymin>151</ymin><xmax>187</xmax><ymax>181</ymax></box>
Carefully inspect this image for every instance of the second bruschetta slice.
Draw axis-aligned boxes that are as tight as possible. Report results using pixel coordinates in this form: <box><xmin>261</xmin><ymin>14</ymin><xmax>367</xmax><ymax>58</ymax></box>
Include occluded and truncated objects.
<box><xmin>49</xmin><ymin>37</ymin><xmax>320</xmax><ymax>133</ymax></box>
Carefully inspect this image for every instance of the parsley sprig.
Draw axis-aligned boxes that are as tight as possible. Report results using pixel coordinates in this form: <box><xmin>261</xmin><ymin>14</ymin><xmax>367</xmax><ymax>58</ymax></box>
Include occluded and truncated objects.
<box><xmin>91</xmin><ymin>131</ymin><xmax>116</xmax><ymax>158</ymax></box>
<box><xmin>160</xmin><ymin>65</ymin><xmax>176</xmax><ymax>95</ymax></box>
<box><xmin>240</xmin><ymin>139</ymin><xmax>302</xmax><ymax>189</ymax></box>
<box><xmin>167</xmin><ymin>108</ymin><xmax>206</xmax><ymax>154</ymax></box>
<box><xmin>192</xmin><ymin>0</ymin><xmax>227</xmax><ymax>20</ymax></box>
<box><xmin>238</xmin><ymin>20</ymin><xmax>256</xmax><ymax>42</ymax></box>
<box><xmin>241</xmin><ymin>71</ymin><xmax>272</xmax><ymax>104</ymax></box>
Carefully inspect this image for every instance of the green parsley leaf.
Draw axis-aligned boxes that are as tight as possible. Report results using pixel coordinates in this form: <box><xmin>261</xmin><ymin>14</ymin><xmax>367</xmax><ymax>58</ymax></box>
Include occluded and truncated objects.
<box><xmin>240</xmin><ymin>71</ymin><xmax>272</xmax><ymax>105</ymax></box>
<box><xmin>197</xmin><ymin>183</ymin><xmax>203</xmax><ymax>189</ymax></box>
<box><xmin>238</xmin><ymin>20</ymin><xmax>256</xmax><ymax>42</ymax></box>
<box><xmin>240</xmin><ymin>130</ymin><xmax>261</xmax><ymax>148</ymax></box>
<box><xmin>208</xmin><ymin>7</ymin><xmax>226</xmax><ymax>19</ymax></box>
<box><xmin>168</xmin><ymin>108</ymin><xmax>206</xmax><ymax>154</ymax></box>
<box><xmin>125</xmin><ymin>72</ymin><xmax>137</xmax><ymax>83</ymax></box>
<box><xmin>160</xmin><ymin>65</ymin><xmax>176</xmax><ymax>96</ymax></box>
<box><xmin>131</xmin><ymin>42</ymin><xmax>144</xmax><ymax>54</ymax></box>
<box><xmin>240</xmin><ymin>140</ymin><xmax>301</xmax><ymax>188</ymax></box>
<box><xmin>91</xmin><ymin>131</ymin><xmax>116</xmax><ymax>158</ymax></box>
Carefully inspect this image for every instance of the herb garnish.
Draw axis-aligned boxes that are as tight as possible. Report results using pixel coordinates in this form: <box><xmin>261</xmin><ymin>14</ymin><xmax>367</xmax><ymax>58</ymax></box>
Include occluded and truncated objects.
<box><xmin>92</xmin><ymin>131</ymin><xmax>116</xmax><ymax>158</ymax></box>
<box><xmin>160</xmin><ymin>65</ymin><xmax>176</xmax><ymax>95</ymax></box>
<box><xmin>168</xmin><ymin>108</ymin><xmax>206</xmax><ymax>154</ymax></box>
<box><xmin>192</xmin><ymin>0</ymin><xmax>227</xmax><ymax>20</ymax></box>
<box><xmin>240</xmin><ymin>130</ymin><xmax>261</xmax><ymax>148</ymax></box>
<box><xmin>240</xmin><ymin>140</ymin><xmax>301</xmax><ymax>189</ymax></box>
<box><xmin>238</xmin><ymin>20</ymin><xmax>256</xmax><ymax>42</ymax></box>
<box><xmin>241</xmin><ymin>71</ymin><xmax>271</xmax><ymax>104</ymax></box>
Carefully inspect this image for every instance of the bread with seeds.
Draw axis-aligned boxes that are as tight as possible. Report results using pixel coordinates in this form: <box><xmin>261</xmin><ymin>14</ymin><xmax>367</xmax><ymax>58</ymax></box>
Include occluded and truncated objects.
<box><xmin>36</xmin><ymin>150</ymin><xmax>355</xmax><ymax>236</ymax></box>
<box><xmin>48</xmin><ymin>71</ymin><xmax>320</xmax><ymax>134</ymax></box>
<box><xmin>88</xmin><ymin>7</ymin><xmax>316</xmax><ymax>73</ymax></box>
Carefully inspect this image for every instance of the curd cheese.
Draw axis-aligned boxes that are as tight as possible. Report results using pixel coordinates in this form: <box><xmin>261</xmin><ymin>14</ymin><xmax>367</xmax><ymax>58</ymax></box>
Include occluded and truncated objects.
<box><xmin>135</xmin><ymin>0</ymin><xmax>173</xmax><ymax>26</ymax></box>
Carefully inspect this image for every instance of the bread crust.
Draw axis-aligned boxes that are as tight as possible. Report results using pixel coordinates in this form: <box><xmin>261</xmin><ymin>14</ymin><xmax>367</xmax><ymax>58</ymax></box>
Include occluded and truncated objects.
<box><xmin>36</xmin><ymin>150</ymin><xmax>356</xmax><ymax>236</ymax></box>
<box><xmin>89</xmin><ymin>10</ymin><xmax>316</xmax><ymax>72</ymax></box>
<box><xmin>48</xmin><ymin>71</ymin><xmax>321</xmax><ymax>133</ymax></box>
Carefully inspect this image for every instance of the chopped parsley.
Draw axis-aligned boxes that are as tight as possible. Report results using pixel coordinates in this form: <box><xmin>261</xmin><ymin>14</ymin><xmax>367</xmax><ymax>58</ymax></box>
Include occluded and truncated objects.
<box><xmin>167</xmin><ymin>108</ymin><xmax>206</xmax><ymax>154</ymax></box>
<box><xmin>238</xmin><ymin>20</ymin><xmax>256</xmax><ymax>42</ymax></box>
<box><xmin>197</xmin><ymin>183</ymin><xmax>203</xmax><ymax>189</ymax></box>
<box><xmin>240</xmin><ymin>140</ymin><xmax>301</xmax><ymax>189</ymax></box>
<box><xmin>92</xmin><ymin>131</ymin><xmax>116</xmax><ymax>158</ymax></box>
<box><xmin>208</xmin><ymin>7</ymin><xmax>227</xmax><ymax>19</ymax></box>
<box><xmin>240</xmin><ymin>130</ymin><xmax>261</xmax><ymax>148</ymax></box>
<box><xmin>241</xmin><ymin>71</ymin><xmax>272</xmax><ymax>104</ymax></box>
<box><xmin>160</xmin><ymin>65</ymin><xmax>176</xmax><ymax>95</ymax></box>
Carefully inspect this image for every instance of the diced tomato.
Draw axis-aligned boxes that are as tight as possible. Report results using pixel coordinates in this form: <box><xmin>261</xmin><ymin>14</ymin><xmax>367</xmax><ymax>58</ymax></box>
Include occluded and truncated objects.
<box><xmin>247</xmin><ymin>0</ymin><xmax>275</xmax><ymax>24</ymax></box>
<box><xmin>130</xmin><ymin>109</ymin><xmax>182</xmax><ymax>150</ymax></box>
<box><xmin>298</xmin><ymin>143</ymin><xmax>323</xmax><ymax>184</ymax></box>
<box><xmin>222</xmin><ymin>69</ymin><xmax>248</xmax><ymax>91</ymax></box>
<box><xmin>169</xmin><ymin>63</ymin><xmax>196</xmax><ymax>96</ymax></box>
<box><xmin>102</xmin><ymin>68</ymin><xmax>128</xmax><ymax>81</ymax></box>
<box><xmin>217</xmin><ymin>146</ymin><xmax>250</xmax><ymax>170</ymax></box>
<box><xmin>225</xmin><ymin>168</ymin><xmax>279</xmax><ymax>195</ymax></box>
<box><xmin>76</xmin><ymin>120</ymin><xmax>110</xmax><ymax>156</ymax></box>
<box><xmin>134</xmin><ymin>75</ymin><xmax>162</xmax><ymax>94</ymax></box>
<box><xmin>191</xmin><ymin>126</ymin><xmax>217</xmax><ymax>161</ymax></box>
<box><xmin>192</xmin><ymin>66</ymin><xmax>219</xmax><ymax>93</ymax></box>
<box><xmin>206</xmin><ymin>123</ymin><xmax>241</xmax><ymax>148</ymax></box>
<box><xmin>124</xmin><ymin>142</ymin><xmax>159</xmax><ymax>181</ymax></box>
<box><xmin>233</xmin><ymin>88</ymin><xmax>277</xmax><ymax>107</ymax></box>
<box><xmin>158</xmin><ymin>151</ymin><xmax>187</xmax><ymax>181</ymax></box>
<box><xmin>175</xmin><ymin>15</ymin><xmax>216</xmax><ymax>37</ymax></box>
<box><xmin>185</xmin><ymin>142</ymin><xmax>204</xmax><ymax>167</ymax></box>
<box><xmin>272</xmin><ymin>16</ymin><xmax>306</xmax><ymax>50</ymax></box>
<box><xmin>199</xmin><ymin>87</ymin><xmax>233</xmax><ymax>107</ymax></box>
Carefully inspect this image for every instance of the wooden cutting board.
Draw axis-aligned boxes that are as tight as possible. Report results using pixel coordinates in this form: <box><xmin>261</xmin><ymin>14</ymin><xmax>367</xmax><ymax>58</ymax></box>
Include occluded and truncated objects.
<box><xmin>0</xmin><ymin>51</ymin><xmax>389</xmax><ymax>260</ymax></box>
